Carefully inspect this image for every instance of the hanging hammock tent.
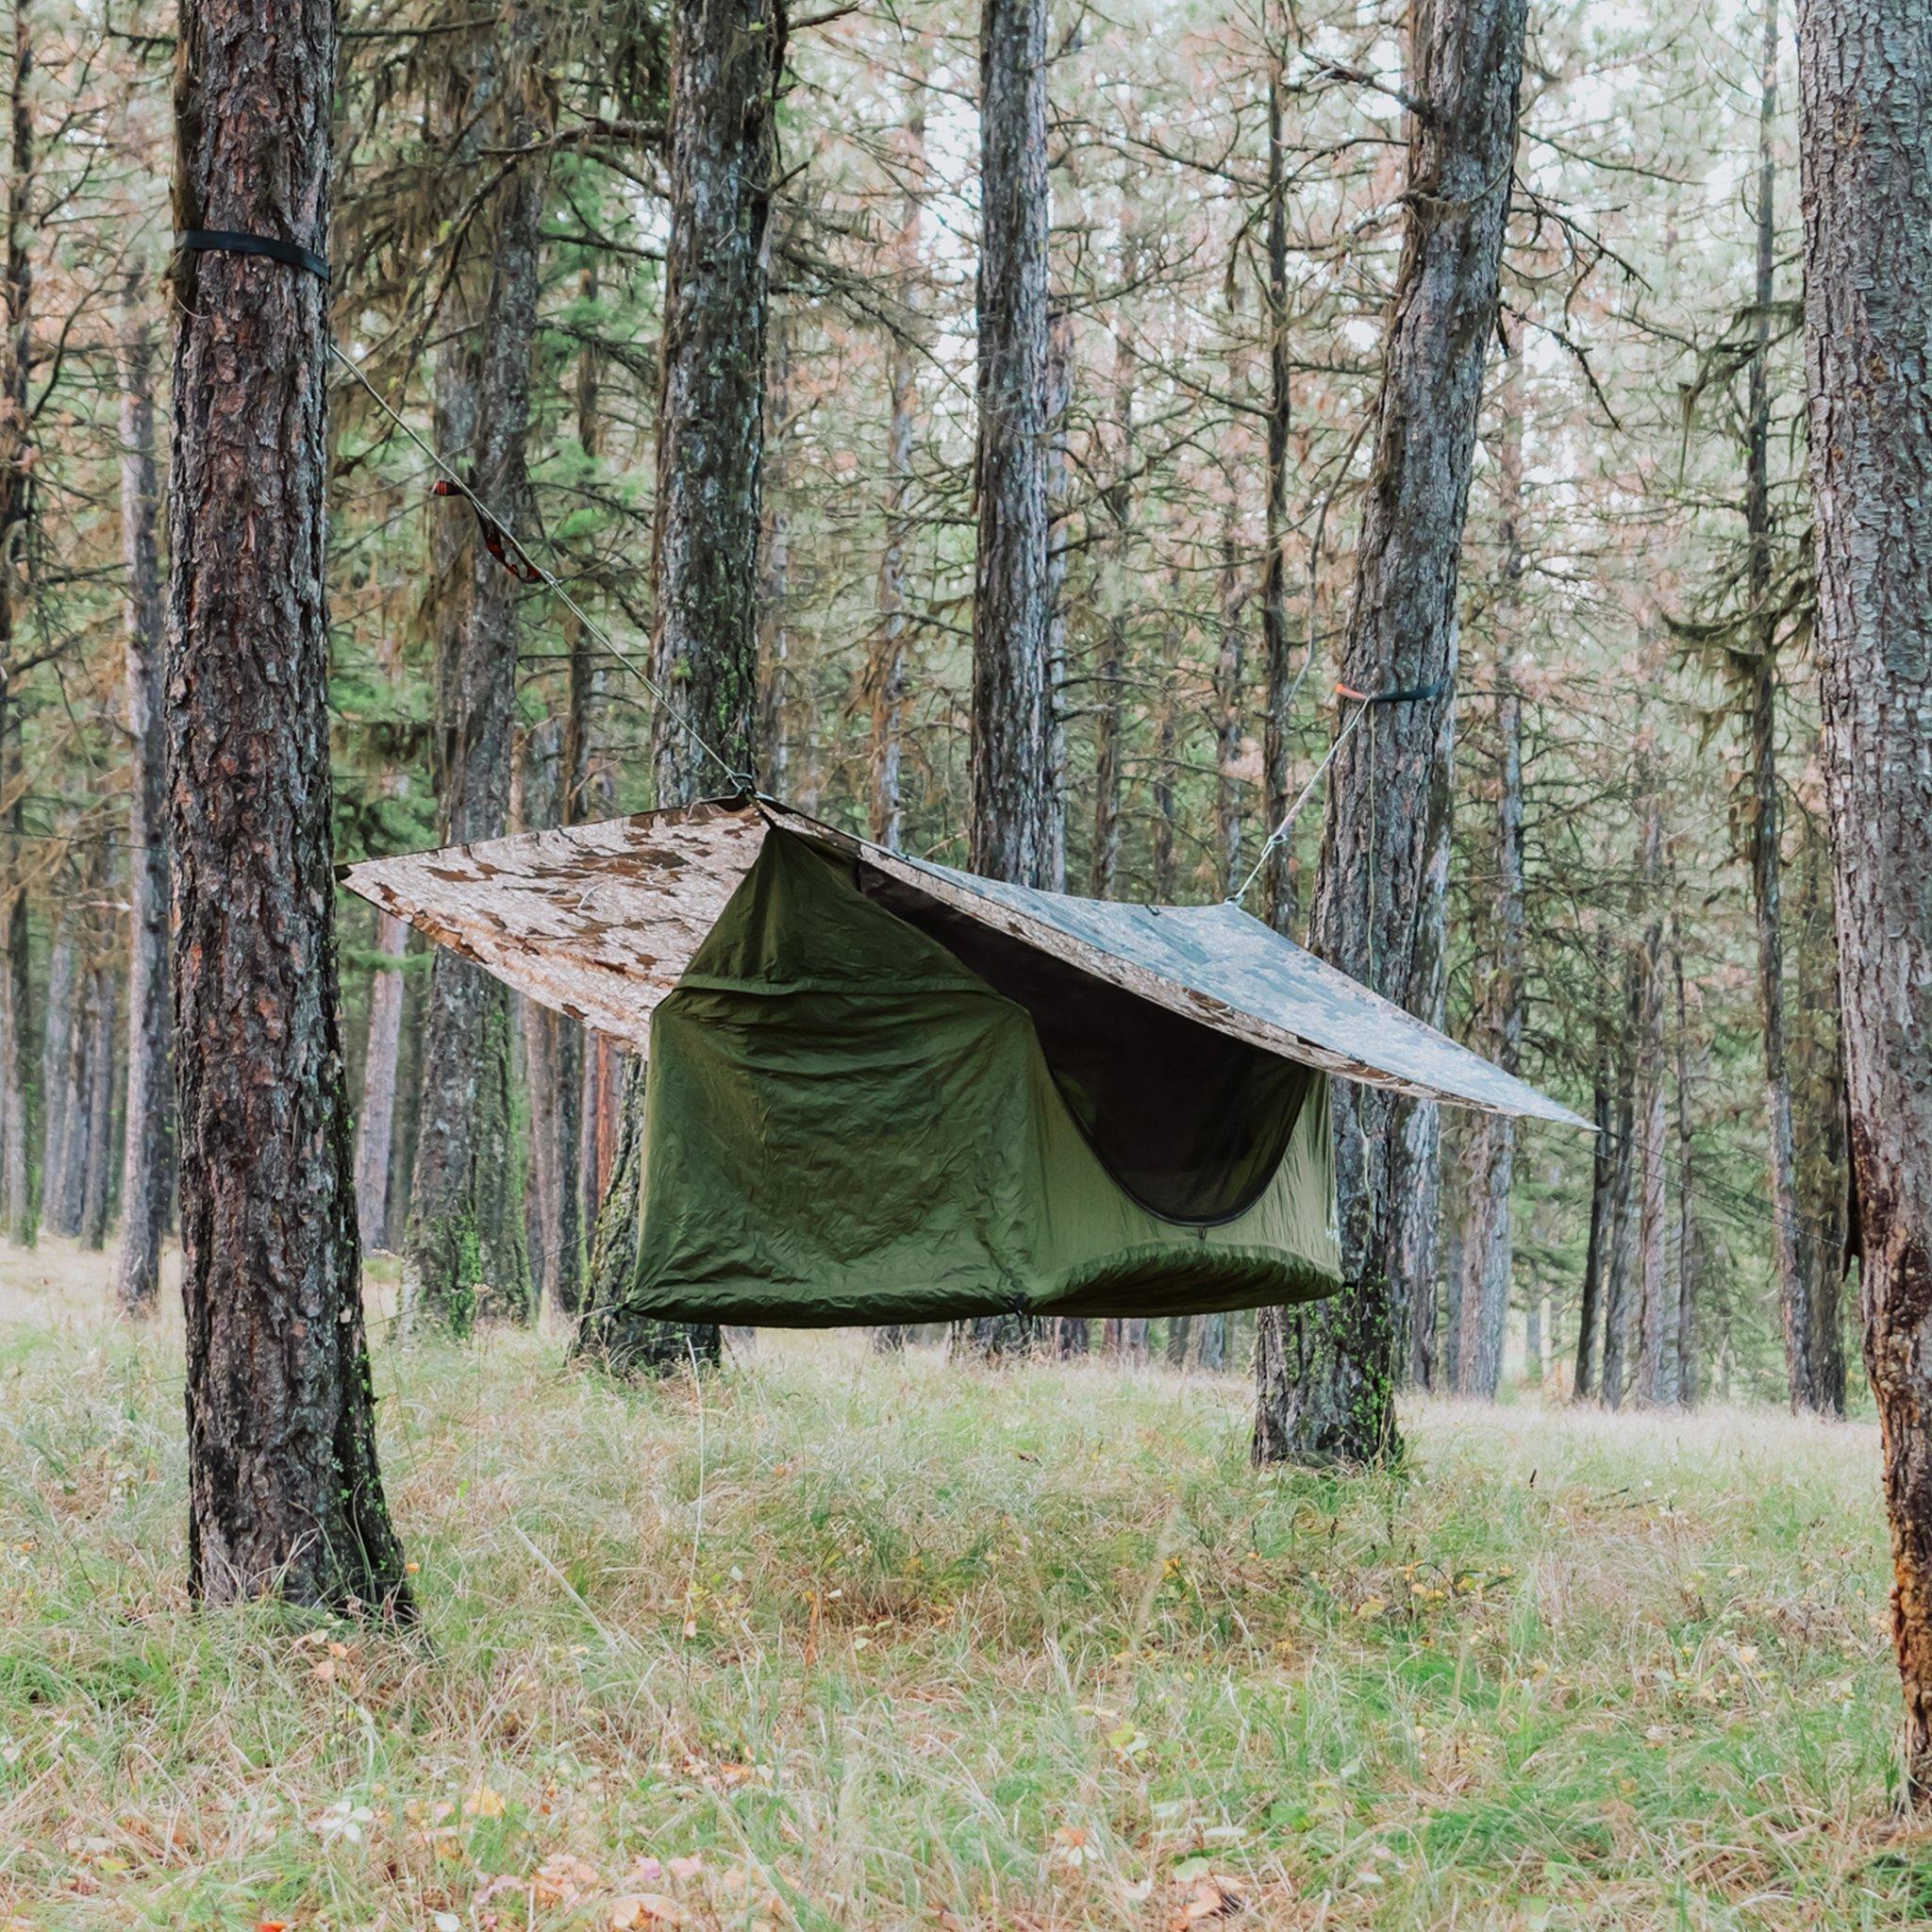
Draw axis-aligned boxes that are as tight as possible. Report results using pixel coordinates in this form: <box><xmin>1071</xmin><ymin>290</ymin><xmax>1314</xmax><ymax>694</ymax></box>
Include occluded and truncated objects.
<box><xmin>341</xmin><ymin>795</ymin><xmax>1586</xmax><ymax>1329</ymax></box>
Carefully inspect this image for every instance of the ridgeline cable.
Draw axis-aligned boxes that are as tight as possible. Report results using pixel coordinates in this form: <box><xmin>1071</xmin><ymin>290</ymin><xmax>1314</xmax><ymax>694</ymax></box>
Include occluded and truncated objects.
<box><xmin>1227</xmin><ymin>675</ymin><xmax>1450</xmax><ymax>909</ymax></box>
<box><xmin>327</xmin><ymin>341</ymin><xmax>757</xmax><ymax>796</ymax></box>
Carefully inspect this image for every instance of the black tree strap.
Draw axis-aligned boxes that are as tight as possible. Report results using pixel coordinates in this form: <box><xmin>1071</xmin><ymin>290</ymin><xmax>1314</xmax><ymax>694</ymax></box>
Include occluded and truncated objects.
<box><xmin>178</xmin><ymin>229</ymin><xmax>330</xmax><ymax>282</ymax></box>
<box><xmin>1335</xmin><ymin>675</ymin><xmax>1453</xmax><ymax>708</ymax></box>
<box><xmin>430</xmin><ymin>479</ymin><xmax>544</xmax><ymax>584</ymax></box>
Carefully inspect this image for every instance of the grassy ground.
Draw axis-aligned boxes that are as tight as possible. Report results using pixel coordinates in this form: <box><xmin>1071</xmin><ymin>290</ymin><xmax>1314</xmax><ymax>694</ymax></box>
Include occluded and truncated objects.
<box><xmin>0</xmin><ymin>1242</ymin><xmax>1924</xmax><ymax>1930</ymax></box>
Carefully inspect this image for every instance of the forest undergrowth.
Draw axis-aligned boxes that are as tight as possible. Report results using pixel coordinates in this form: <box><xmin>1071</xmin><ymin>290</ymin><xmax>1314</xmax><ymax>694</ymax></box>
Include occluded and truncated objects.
<box><xmin>0</xmin><ymin>1243</ymin><xmax>1921</xmax><ymax>1931</ymax></box>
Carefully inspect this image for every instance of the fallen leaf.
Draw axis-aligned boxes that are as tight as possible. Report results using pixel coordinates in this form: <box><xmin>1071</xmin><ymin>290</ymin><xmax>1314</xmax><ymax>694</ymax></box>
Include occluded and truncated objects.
<box><xmin>463</xmin><ymin>1785</ymin><xmax>506</xmax><ymax>1820</ymax></box>
<box><xmin>609</xmin><ymin>1894</ymin><xmax>689</xmax><ymax>1928</ymax></box>
<box><xmin>1172</xmin><ymin>1874</ymin><xmax>1246</xmax><ymax>1926</ymax></box>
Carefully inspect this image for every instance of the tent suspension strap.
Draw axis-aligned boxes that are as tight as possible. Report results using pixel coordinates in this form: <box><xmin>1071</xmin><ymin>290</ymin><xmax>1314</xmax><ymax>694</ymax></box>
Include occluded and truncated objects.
<box><xmin>1226</xmin><ymin>675</ymin><xmax>1450</xmax><ymax>910</ymax></box>
<box><xmin>178</xmin><ymin>228</ymin><xmax>331</xmax><ymax>280</ymax></box>
<box><xmin>327</xmin><ymin>341</ymin><xmax>757</xmax><ymax>796</ymax></box>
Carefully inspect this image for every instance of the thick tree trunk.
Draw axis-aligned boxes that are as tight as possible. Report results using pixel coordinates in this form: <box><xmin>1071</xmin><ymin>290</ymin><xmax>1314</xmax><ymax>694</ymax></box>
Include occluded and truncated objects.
<box><xmin>354</xmin><ymin>910</ymin><xmax>407</xmax><ymax>1250</ymax></box>
<box><xmin>1456</xmin><ymin>346</ymin><xmax>1527</xmax><ymax>1401</ymax></box>
<box><xmin>115</xmin><ymin>275</ymin><xmax>172</xmax><ymax>1310</ymax></box>
<box><xmin>0</xmin><ymin>0</ymin><xmax>33</xmax><ymax>1248</ymax></box>
<box><xmin>1795</xmin><ymin>0</ymin><xmax>1932</xmax><ymax>1801</ymax></box>
<box><xmin>403</xmin><ymin>33</ymin><xmax>549</xmax><ymax>1331</ymax></box>
<box><xmin>579</xmin><ymin>0</ymin><xmax>783</xmax><ymax>1376</ymax></box>
<box><xmin>969</xmin><ymin>0</ymin><xmax>1057</xmax><ymax>888</ymax></box>
<box><xmin>169</xmin><ymin>0</ymin><xmax>408</xmax><ymax>1613</ymax></box>
<box><xmin>1255</xmin><ymin>0</ymin><xmax>1526</xmax><ymax>1466</ymax></box>
<box><xmin>959</xmin><ymin>0</ymin><xmax>1054</xmax><ymax>1358</ymax></box>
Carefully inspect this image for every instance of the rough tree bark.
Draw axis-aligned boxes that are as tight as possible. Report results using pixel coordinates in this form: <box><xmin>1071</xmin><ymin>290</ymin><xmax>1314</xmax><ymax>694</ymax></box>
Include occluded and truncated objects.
<box><xmin>0</xmin><ymin>0</ymin><xmax>33</xmax><ymax>1247</ymax></box>
<box><xmin>38</xmin><ymin>920</ymin><xmax>70</xmax><ymax>1221</ymax></box>
<box><xmin>168</xmin><ymin>0</ymin><xmax>408</xmax><ymax>1612</ymax></box>
<box><xmin>1599</xmin><ymin>948</ymin><xmax>1640</xmax><ymax>1408</ymax></box>
<box><xmin>1673</xmin><ymin>921</ymin><xmax>1701</xmax><ymax>1404</ymax></box>
<box><xmin>79</xmin><ymin>955</ymin><xmax>115</xmax><ymax>1251</ymax></box>
<box><xmin>1744</xmin><ymin>0</ymin><xmax>1826</xmax><ymax>1415</ymax></box>
<box><xmin>1089</xmin><ymin>268</ymin><xmax>1140</xmax><ymax>905</ymax></box>
<box><xmin>1574</xmin><ymin>935</ymin><xmax>1616</xmax><ymax>1400</ymax></box>
<box><xmin>1215</xmin><ymin>514</ymin><xmax>1248</xmax><ymax>895</ymax></box>
<box><xmin>869</xmin><ymin>70</ymin><xmax>924</xmax><ymax>854</ymax></box>
<box><xmin>1455</xmin><ymin>342</ymin><xmax>1527</xmax><ymax>1401</ymax></box>
<box><xmin>969</xmin><ymin>0</ymin><xmax>1057</xmax><ymax>888</ymax></box>
<box><xmin>577</xmin><ymin>0</ymin><xmax>784</xmax><ymax>1376</ymax></box>
<box><xmin>1254</xmin><ymin>0</ymin><xmax>1526</xmax><ymax>1466</ymax></box>
<box><xmin>959</xmin><ymin>0</ymin><xmax>1055</xmax><ymax>1359</ymax></box>
<box><xmin>115</xmin><ymin>272</ymin><xmax>172</xmax><ymax>1310</ymax></box>
<box><xmin>354</xmin><ymin>910</ymin><xmax>407</xmax><ymax>1250</ymax></box>
<box><xmin>1795</xmin><ymin>0</ymin><xmax>1932</xmax><ymax>1802</ymax></box>
<box><xmin>1259</xmin><ymin>55</ymin><xmax>1298</xmax><ymax>933</ymax></box>
<box><xmin>1632</xmin><ymin>783</ymin><xmax>1676</xmax><ymax>1406</ymax></box>
<box><xmin>403</xmin><ymin>25</ymin><xmax>550</xmax><ymax>1332</ymax></box>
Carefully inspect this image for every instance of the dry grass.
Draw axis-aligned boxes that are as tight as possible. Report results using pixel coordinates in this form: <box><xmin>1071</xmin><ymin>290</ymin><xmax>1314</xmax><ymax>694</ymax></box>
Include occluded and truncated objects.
<box><xmin>0</xmin><ymin>1239</ymin><xmax>1923</xmax><ymax>1930</ymax></box>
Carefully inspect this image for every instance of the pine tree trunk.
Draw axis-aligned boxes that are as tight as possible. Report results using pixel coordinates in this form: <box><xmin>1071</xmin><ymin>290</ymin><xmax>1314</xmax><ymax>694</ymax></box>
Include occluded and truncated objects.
<box><xmin>114</xmin><ymin>273</ymin><xmax>172</xmax><ymax>1310</ymax></box>
<box><xmin>1633</xmin><ymin>789</ymin><xmax>1676</xmax><ymax>1406</ymax></box>
<box><xmin>868</xmin><ymin>104</ymin><xmax>923</xmax><ymax>1367</ymax></box>
<box><xmin>1574</xmin><ymin>929</ymin><xmax>1616</xmax><ymax>1399</ymax></box>
<box><xmin>579</xmin><ymin>0</ymin><xmax>783</xmax><ymax>1376</ymax></box>
<box><xmin>543</xmin><ymin>283</ymin><xmax>599</xmax><ymax>1320</ymax></box>
<box><xmin>870</xmin><ymin>82</ymin><xmax>922</xmax><ymax>852</ymax></box>
<box><xmin>38</xmin><ymin>923</ymin><xmax>71</xmax><ymax>1228</ymax></box>
<box><xmin>79</xmin><ymin>958</ymin><xmax>115</xmax><ymax>1251</ymax></box>
<box><xmin>1215</xmin><ymin>518</ymin><xmax>1247</xmax><ymax>894</ymax></box>
<box><xmin>169</xmin><ymin>0</ymin><xmax>408</xmax><ymax>1614</ymax></box>
<box><xmin>1793</xmin><ymin>834</ymin><xmax>1847</xmax><ymax>1408</ymax></box>
<box><xmin>1745</xmin><ymin>0</ymin><xmax>1824</xmax><ymax>1413</ymax></box>
<box><xmin>1673</xmin><ymin>924</ymin><xmax>1701</xmax><ymax>1404</ymax></box>
<box><xmin>1198</xmin><ymin>1312</ymin><xmax>1227</xmax><ymax>1371</ymax></box>
<box><xmin>516</xmin><ymin>724</ymin><xmax>568</xmax><ymax>1309</ymax></box>
<box><xmin>959</xmin><ymin>0</ymin><xmax>1054</xmax><ymax>1357</ymax></box>
<box><xmin>1795</xmin><ymin>0</ymin><xmax>1932</xmax><ymax>1801</ymax></box>
<box><xmin>1456</xmin><ymin>345</ymin><xmax>1527</xmax><ymax>1401</ymax></box>
<box><xmin>354</xmin><ymin>911</ymin><xmax>407</xmax><ymax>1251</ymax></box>
<box><xmin>1152</xmin><ymin>670</ymin><xmax>1178</xmax><ymax>899</ymax></box>
<box><xmin>1600</xmin><ymin>967</ymin><xmax>1639</xmax><ymax>1409</ymax></box>
<box><xmin>0</xmin><ymin>0</ymin><xmax>33</xmax><ymax>1248</ymax></box>
<box><xmin>1255</xmin><ymin>0</ymin><xmax>1526</xmax><ymax>1466</ymax></box>
<box><xmin>1260</xmin><ymin>58</ymin><xmax>1298</xmax><ymax>933</ymax></box>
<box><xmin>403</xmin><ymin>33</ymin><xmax>549</xmax><ymax>1331</ymax></box>
<box><xmin>969</xmin><ymin>0</ymin><xmax>1057</xmax><ymax>888</ymax></box>
<box><xmin>47</xmin><ymin>847</ymin><xmax>100</xmax><ymax>1241</ymax></box>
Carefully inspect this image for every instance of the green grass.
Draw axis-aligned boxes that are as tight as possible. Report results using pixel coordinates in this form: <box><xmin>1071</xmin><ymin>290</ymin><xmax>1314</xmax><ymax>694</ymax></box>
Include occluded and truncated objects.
<box><xmin>0</xmin><ymin>1263</ymin><xmax>1924</xmax><ymax>1929</ymax></box>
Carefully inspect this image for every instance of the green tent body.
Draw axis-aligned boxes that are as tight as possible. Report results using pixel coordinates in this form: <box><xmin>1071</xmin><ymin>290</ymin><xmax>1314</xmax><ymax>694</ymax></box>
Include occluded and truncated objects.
<box><xmin>632</xmin><ymin>826</ymin><xmax>1340</xmax><ymax>1326</ymax></box>
<box><xmin>341</xmin><ymin>795</ymin><xmax>1585</xmax><ymax>1329</ymax></box>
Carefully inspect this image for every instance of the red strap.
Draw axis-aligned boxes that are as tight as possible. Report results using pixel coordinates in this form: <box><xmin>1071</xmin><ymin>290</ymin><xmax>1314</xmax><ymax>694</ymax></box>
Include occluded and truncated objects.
<box><xmin>431</xmin><ymin>479</ymin><xmax>543</xmax><ymax>584</ymax></box>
